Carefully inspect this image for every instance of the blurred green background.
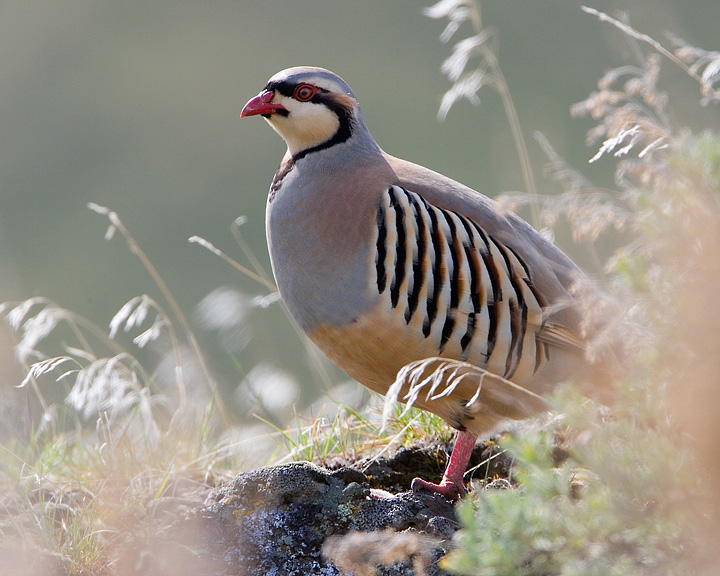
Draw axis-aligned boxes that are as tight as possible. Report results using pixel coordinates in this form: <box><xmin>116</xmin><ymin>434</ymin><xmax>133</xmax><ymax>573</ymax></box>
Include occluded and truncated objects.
<box><xmin>2</xmin><ymin>0</ymin><xmax>718</xmax><ymax>418</ymax></box>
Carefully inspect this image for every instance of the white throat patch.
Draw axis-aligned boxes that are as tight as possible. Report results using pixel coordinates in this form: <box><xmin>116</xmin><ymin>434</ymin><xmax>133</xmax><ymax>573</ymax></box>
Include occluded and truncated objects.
<box><xmin>266</xmin><ymin>99</ymin><xmax>341</xmax><ymax>157</ymax></box>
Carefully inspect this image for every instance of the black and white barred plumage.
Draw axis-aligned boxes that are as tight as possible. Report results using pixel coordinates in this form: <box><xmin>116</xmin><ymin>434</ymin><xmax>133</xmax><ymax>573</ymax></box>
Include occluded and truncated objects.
<box><xmin>373</xmin><ymin>185</ymin><xmax>547</xmax><ymax>382</ymax></box>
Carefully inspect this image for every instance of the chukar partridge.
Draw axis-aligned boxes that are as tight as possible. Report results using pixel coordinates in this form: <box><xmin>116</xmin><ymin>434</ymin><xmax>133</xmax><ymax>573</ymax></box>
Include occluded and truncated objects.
<box><xmin>241</xmin><ymin>67</ymin><xmax>609</xmax><ymax>499</ymax></box>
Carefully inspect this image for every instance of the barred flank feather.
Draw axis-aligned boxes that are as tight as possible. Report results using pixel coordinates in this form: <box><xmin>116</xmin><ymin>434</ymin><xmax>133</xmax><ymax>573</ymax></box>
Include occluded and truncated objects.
<box><xmin>374</xmin><ymin>185</ymin><xmax>545</xmax><ymax>382</ymax></box>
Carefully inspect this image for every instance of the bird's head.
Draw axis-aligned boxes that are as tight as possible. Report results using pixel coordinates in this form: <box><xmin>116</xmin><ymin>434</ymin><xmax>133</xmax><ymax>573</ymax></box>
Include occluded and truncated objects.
<box><xmin>241</xmin><ymin>67</ymin><xmax>363</xmax><ymax>159</ymax></box>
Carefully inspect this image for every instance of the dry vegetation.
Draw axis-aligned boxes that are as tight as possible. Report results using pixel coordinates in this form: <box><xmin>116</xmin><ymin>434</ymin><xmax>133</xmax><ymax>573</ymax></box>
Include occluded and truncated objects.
<box><xmin>418</xmin><ymin>3</ymin><xmax>720</xmax><ymax>575</ymax></box>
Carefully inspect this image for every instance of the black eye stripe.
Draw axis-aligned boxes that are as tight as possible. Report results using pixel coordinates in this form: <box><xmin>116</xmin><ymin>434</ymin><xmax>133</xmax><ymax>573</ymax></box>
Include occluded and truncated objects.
<box><xmin>267</xmin><ymin>80</ymin><xmax>328</xmax><ymax>101</ymax></box>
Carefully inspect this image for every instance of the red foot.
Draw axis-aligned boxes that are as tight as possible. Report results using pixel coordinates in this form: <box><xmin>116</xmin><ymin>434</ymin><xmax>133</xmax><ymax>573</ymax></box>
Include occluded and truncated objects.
<box><xmin>411</xmin><ymin>430</ymin><xmax>478</xmax><ymax>500</ymax></box>
<box><xmin>411</xmin><ymin>476</ymin><xmax>466</xmax><ymax>500</ymax></box>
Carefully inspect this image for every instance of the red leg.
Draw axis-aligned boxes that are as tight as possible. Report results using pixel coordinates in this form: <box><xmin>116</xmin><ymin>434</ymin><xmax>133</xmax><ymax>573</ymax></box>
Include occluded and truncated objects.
<box><xmin>411</xmin><ymin>430</ymin><xmax>477</xmax><ymax>500</ymax></box>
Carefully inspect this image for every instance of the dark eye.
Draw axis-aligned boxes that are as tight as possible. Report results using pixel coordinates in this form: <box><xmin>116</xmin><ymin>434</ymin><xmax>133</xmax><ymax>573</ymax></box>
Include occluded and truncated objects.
<box><xmin>293</xmin><ymin>84</ymin><xmax>317</xmax><ymax>102</ymax></box>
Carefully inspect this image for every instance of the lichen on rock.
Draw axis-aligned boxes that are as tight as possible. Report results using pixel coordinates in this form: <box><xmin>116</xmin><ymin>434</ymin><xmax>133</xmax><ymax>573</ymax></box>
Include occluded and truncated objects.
<box><xmin>193</xmin><ymin>461</ymin><xmax>458</xmax><ymax>575</ymax></box>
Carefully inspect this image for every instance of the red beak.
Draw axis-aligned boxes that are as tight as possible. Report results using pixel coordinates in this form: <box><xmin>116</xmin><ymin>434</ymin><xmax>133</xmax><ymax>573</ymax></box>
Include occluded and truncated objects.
<box><xmin>240</xmin><ymin>90</ymin><xmax>286</xmax><ymax>118</ymax></box>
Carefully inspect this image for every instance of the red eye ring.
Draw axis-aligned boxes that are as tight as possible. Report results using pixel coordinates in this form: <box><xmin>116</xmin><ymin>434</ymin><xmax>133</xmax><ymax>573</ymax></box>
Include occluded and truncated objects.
<box><xmin>293</xmin><ymin>84</ymin><xmax>317</xmax><ymax>102</ymax></box>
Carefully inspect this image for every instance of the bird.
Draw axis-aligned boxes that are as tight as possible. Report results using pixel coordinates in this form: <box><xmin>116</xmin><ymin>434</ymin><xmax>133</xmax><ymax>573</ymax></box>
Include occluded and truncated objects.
<box><xmin>240</xmin><ymin>66</ymin><xmax>611</xmax><ymax>499</ymax></box>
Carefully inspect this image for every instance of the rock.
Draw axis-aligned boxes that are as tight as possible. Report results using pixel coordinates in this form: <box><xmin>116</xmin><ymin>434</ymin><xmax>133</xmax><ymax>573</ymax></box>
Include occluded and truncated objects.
<box><xmin>188</xmin><ymin>462</ymin><xmax>458</xmax><ymax>575</ymax></box>
<box><xmin>108</xmin><ymin>440</ymin><xmax>516</xmax><ymax>574</ymax></box>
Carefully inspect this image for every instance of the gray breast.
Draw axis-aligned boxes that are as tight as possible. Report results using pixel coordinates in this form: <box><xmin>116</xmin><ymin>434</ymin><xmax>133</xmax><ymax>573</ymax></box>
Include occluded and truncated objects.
<box><xmin>266</xmin><ymin>159</ymin><xmax>381</xmax><ymax>333</ymax></box>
